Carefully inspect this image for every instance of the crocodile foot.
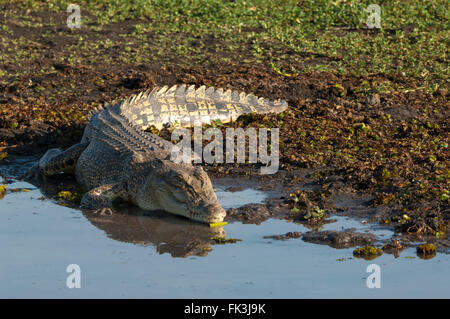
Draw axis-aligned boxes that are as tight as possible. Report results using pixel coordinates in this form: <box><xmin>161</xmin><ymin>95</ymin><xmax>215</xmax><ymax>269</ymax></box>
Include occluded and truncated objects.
<box><xmin>94</xmin><ymin>207</ymin><xmax>114</xmax><ymax>216</ymax></box>
<box><xmin>80</xmin><ymin>184</ymin><xmax>125</xmax><ymax>215</ymax></box>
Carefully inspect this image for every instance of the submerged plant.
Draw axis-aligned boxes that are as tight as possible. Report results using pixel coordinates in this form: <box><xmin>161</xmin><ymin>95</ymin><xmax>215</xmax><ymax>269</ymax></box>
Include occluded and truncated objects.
<box><xmin>416</xmin><ymin>243</ymin><xmax>436</xmax><ymax>259</ymax></box>
<box><xmin>56</xmin><ymin>190</ymin><xmax>83</xmax><ymax>204</ymax></box>
<box><xmin>353</xmin><ymin>246</ymin><xmax>383</xmax><ymax>260</ymax></box>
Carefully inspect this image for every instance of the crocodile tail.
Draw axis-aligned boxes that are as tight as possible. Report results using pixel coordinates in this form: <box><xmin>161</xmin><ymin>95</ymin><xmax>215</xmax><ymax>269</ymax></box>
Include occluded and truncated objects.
<box><xmin>119</xmin><ymin>85</ymin><xmax>288</xmax><ymax>130</ymax></box>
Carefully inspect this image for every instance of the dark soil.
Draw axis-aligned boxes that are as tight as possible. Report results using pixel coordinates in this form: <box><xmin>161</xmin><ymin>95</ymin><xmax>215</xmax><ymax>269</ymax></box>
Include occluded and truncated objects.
<box><xmin>301</xmin><ymin>230</ymin><xmax>377</xmax><ymax>249</ymax></box>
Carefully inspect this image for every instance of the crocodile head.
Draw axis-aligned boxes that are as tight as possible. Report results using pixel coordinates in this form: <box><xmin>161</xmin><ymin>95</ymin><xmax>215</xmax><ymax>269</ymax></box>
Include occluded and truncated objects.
<box><xmin>140</xmin><ymin>161</ymin><xmax>226</xmax><ymax>223</ymax></box>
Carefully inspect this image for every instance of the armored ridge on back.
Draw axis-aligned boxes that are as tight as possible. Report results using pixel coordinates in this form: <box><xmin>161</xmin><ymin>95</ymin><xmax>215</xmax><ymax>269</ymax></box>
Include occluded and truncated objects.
<box><xmin>22</xmin><ymin>85</ymin><xmax>289</xmax><ymax>223</ymax></box>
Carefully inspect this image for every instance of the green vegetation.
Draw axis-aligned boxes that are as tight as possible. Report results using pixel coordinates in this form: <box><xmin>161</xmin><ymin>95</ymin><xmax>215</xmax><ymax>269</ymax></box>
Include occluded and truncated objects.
<box><xmin>417</xmin><ymin>243</ymin><xmax>436</xmax><ymax>254</ymax></box>
<box><xmin>303</xmin><ymin>206</ymin><xmax>326</xmax><ymax>221</ymax></box>
<box><xmin>209</xmin><ymin>221</ymin><xmax>228</xmax><ymax>228</ymax></box>
<box><xmin>416</xmin><ymin>243</ymin><xmax>437</xmax><ymax>259</ymax></box>
<box><xmin>353</xmin><ymin>245</ymin><xmax>383</xmax><ymax>260</ymax></box>
<box><xmin>56</xmin><ymin>190</ymin><xmax>83</xmax><ymax>204</ymax></box>
<box><xmin>1</xmin><ymin>0</ymin><xmax>448</xmax><ymax>90</ymax></box>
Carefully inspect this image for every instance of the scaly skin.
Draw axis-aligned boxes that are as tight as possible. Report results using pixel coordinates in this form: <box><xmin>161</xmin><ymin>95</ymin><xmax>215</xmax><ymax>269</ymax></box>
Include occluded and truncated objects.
<box><xmin>22</xmin><ymin>85</ymin><xmax>288</xmax><ymax>223</ymax></box>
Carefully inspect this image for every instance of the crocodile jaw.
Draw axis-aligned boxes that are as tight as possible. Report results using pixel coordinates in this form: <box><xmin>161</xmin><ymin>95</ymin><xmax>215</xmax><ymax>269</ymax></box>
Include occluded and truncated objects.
<box><xmin>136</xmin><ymin>193</ymin><xmax>226</xmax><ymax>223</ymax></box>
<box><xmin>138</xmin><ymin>165</ymin><xmax>227</xmax><ymax>224</ymax></box>
<box><xmin>148</xmin><ymin>188</ymin><xmax>226</xmax><ymax>224</ymax></box>
<box><xmin>189</xmin><ymin>202</ymin><xmax>226</xmax><ymax>223</ymax></box>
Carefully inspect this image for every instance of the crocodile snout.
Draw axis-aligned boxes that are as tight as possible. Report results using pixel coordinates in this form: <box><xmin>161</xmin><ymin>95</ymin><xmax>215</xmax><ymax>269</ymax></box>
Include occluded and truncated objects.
<box><xmin>205</xmin><ymin>203</ymin><xmax>227</xmax><ymax>222</ymax></box>
<box><xmin>189</xmin><ymin>202</ymin><xmax>226</xmax><ymax>224</ymax></box>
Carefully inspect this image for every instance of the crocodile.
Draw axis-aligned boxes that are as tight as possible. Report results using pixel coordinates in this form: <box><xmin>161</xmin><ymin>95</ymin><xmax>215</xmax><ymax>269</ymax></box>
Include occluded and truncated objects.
<box><xmin>22</xmin><ymin>85</ymin><xmax>288</xmax><ymax>223</ymax></box>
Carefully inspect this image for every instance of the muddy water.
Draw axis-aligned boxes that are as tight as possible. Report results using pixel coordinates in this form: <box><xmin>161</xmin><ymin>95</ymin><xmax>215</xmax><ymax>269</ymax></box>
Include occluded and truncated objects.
<box><xmin>0</xmin><ymin>159</ymin><xmax>449</xmax><ymax>298</ymax></box>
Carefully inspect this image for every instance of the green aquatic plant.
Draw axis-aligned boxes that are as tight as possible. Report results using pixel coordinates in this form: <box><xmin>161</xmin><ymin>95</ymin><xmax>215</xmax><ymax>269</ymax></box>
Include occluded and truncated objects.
<box><xmin>56</xmin><ymin>190</ymin><xmax>83</xmax><ymax>204</ymax></box>
<box><xmin>304</xmin><ymin>206</ymin><xmax>325</xmax><ymax>221</ymax></box>
<box><xmin>416</xmin><ymin>243</ymin><xmax>436</xmax><ymax>255</ymax></box>
<box><xmin>209</xmin><ymin>221</ymin><xmax>227</xmax><ymax>228</ymax></box>
<box><xmin>353</xmin><ymin>246</ymin><xmax>383</xmax><ymax>260</ymax></box>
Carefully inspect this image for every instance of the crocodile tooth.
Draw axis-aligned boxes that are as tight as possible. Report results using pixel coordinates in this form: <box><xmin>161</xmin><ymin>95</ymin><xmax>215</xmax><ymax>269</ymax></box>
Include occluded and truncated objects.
<box><xmin>147</xmin><ymin>87</ymin><xmax>158</xmax><ymax>99</ymax></box>
<box><xmin>140</xmin><ymin>89</ymin><xmax>149</xmax><ymax>100</ymax></box>
<box><xmin>186</xmin><ymin>85</ymin><xmax>196</xmax><ymax>98</ymax></box>
<box><xmin>195</xmin><ymin>85</ymin><xmax>206</xmax><ymax>98</ymax></box>
<box><xmin>131</xmin><ymin>93</ymin><xmax>140</xmax><ymax>105</ymax></box>
<box><xmin>175</xmin><ymin>84</ymin><xmax>186</xmax><ymax>97</ymax></box>
<box><xmin>144</xmin><ymin>89</ymin><xmax>157</xmax><ymax>106</ymax></box>
<box><xmin>135</xmin><ymin>91</ymin><xmax>143</xmax><ymax>102</ymax></box>
<box><xmin>222</xmin><ymin>89</ymin><xmax>232</xmax><ymax>102</ymax></box>
<box><xmin>239</xmin><ymin>92</ymin><xmax>246</xmax><ymax>103</ymax></box>
<box><xmin>157</xmin><ymin>85</ymin><xmax>169</xmax><ymax>96</ymax></box>
<box><xmin>124</xmin><ymin>96</ymin><xmax>131</xmax><ymax>106</ymax></box>
<box><xmin>278</xmin><ymin>99</ymin><xmax>289</xmax><ymax>111</ymax></box>
<box><xmin>137</xmin><ymin>92</ymin><xmax>147</xmax><ymax>108</ymax></box>
<box><xmin>205</xmin><ymin>86</ymin><xmax>215</xmax><ymax>99</ymax></box>
<box><xmin>214</xmin><ymin>88</ymin><xmax>223</xmax><ymax>100</ymax></box>
<box><xmin>127</xmin><ymin>95</ymin><xmax>134</xmax><ymax>105</ymax></box>
<box><xmin>247</xmin><ymin>94</ymin><xmax>258</xmax><ymax>107</ymax></box>
<box><xmin>166</xmin><ymin>85</ymin><xmax>177</xmax><ymax>98</ymax></box>
<box><xmin>231</xmin><ymin>91</ymin><xmax>240</xmax><ymax>102</ymax></box>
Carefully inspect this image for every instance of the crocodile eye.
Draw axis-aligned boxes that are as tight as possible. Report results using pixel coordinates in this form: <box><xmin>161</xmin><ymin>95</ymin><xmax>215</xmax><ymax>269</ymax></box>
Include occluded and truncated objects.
<box><xmin>167</xmin><ymin>171</ymin><xmax>183</xmax><ymax>184</ymax></box>
<box><xmin>173</xmin><ymin>189</ymin><xmax>187</xmax><ymax>202</ymax></box>
<box><xmin>175</xmin><ymin>174</ymin><xmax>187</xmax><ymax>185</ymax></box>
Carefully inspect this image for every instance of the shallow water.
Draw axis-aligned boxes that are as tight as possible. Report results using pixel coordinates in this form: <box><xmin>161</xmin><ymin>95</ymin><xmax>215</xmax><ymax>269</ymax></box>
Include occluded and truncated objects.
<box><xmin>0</xmin><ymin>160</ymin><xmax>449</xmax><ymax>298</ymax></box>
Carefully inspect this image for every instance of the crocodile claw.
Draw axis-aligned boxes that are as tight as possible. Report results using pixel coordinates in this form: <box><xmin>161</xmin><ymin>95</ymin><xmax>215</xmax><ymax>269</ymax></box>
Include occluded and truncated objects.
<box><xmin>93</xmin><ymin>207</ymin><xmax>114</xmax><ymax>216</ymax></box>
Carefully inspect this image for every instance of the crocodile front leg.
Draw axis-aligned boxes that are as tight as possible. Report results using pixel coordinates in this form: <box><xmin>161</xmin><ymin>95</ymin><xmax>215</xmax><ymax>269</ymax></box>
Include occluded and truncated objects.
<box><xmin>20</xmin><ymin>142</ymin><xmax>89</xmax><ymax>182</ymax></box>
<box><xmin>39</xmin><ymin>142</ymin><xmax>90</xmax><ymax>175</ymax></box>
<box><xmin>80</xmin><ymin>183</ymin><xmax>128</xmax><ymax>215</ymax></box>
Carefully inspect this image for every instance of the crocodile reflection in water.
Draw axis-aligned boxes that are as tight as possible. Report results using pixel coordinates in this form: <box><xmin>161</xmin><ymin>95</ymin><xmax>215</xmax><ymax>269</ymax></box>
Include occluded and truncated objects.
<box><xmin>82</xmin><ymin>204</ymin><xmax>226</xmax><ymax>258</ymax></box>
<box><xmin>17</xmin><ymin>172</ymin><xmax>227</xmax><ymax>258</ymax></box>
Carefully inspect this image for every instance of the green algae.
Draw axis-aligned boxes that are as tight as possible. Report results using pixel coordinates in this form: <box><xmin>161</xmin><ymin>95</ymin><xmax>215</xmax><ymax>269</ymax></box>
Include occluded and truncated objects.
<box><xmin>353</xmin><ymin>246</ymin><xmax>383</xmax><ymax>260</ymax></box>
